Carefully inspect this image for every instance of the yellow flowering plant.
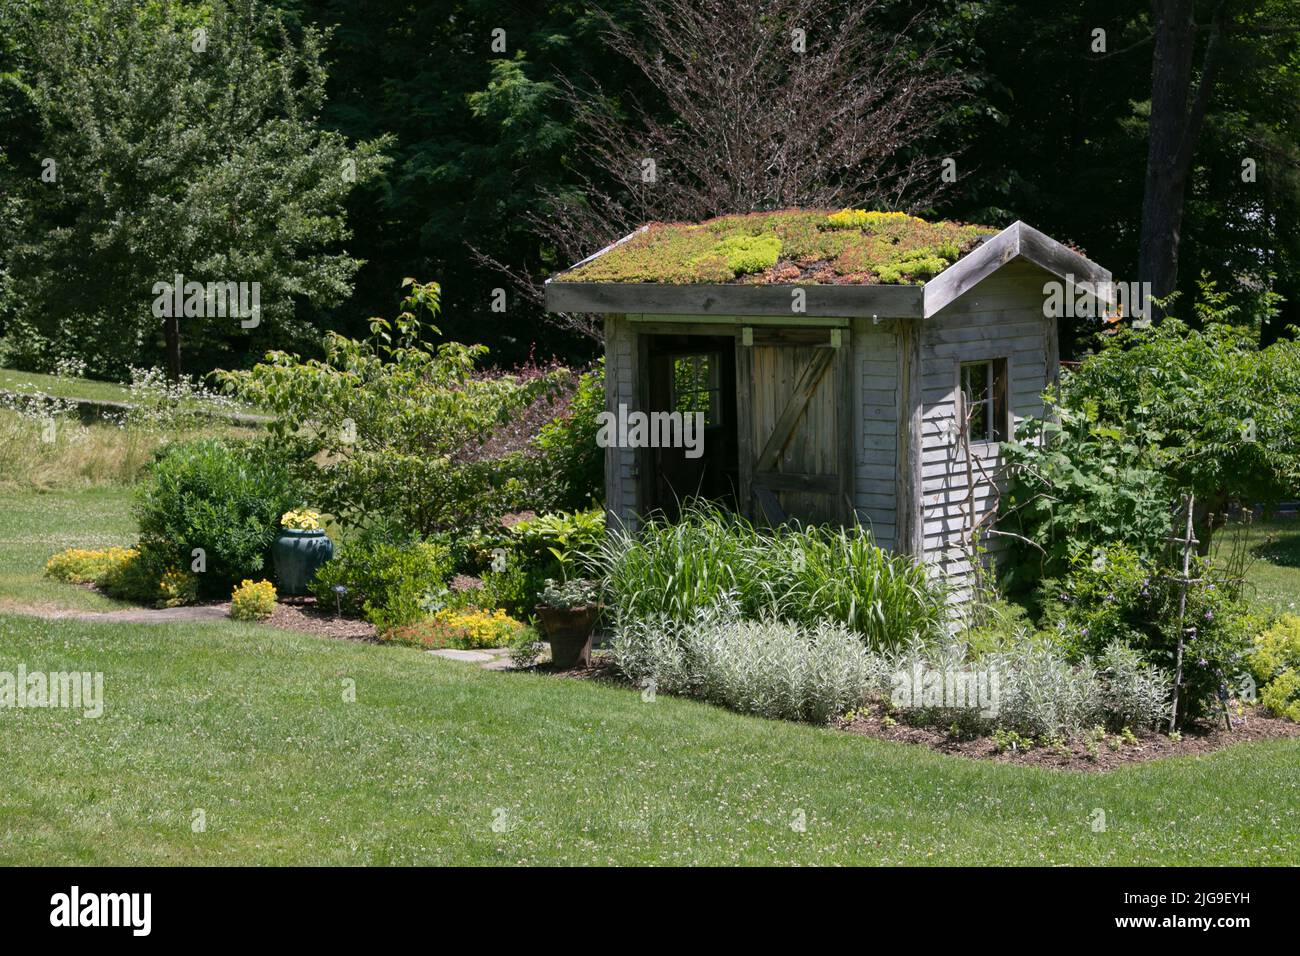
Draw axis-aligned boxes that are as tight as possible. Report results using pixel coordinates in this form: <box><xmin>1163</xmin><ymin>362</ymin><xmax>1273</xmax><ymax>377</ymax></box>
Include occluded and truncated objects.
<box><xmin>280</xmin><ymin>508</ymin><xmax>323</xmax><ymax>531</ymax></box>
<box><xmin>382</xmin><ymin>607</ymin><xmax>531</xmax><ymax>650</ymax></box>
<box><xmin>230</xmin><ymin>579</ymin><xmax>277</xmax><ymax>620</ymax></box>
<box><xmin>44</xmin><ymin>547</ymin><xmax>138</xmax><ymax>584</ymax></box>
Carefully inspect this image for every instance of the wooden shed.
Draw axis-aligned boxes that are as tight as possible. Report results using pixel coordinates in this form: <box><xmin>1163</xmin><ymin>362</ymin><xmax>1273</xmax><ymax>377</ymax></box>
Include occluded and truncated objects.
<box><xmin>544</xmin><ymin>211</ymin><xmax>1111</xmax><ymax>598</ymax></box>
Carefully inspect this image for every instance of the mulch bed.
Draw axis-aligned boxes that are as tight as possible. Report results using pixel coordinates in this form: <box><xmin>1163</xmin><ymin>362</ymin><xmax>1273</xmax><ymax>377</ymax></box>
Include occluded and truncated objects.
<box><xmin>532</xmin><ymin>651</ymin><xmax>623</xmax><ymax>682</ymax></box>
<box><xmin>836</xmin><ymin>704</ymin><xmax>1300</xmax><ymax>771</ymax></box>
<box><xmin>261</xmin><ymin>599</ymin><xmax>378</xmax><ymax>642</ymax></box>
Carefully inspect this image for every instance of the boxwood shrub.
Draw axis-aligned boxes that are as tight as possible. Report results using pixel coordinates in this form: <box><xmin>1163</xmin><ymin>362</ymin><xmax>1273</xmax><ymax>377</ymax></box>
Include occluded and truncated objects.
<box><xmin>134</xmin><ymin>437</ymin><xmax>305</xmax><ymax>597</ymax></box>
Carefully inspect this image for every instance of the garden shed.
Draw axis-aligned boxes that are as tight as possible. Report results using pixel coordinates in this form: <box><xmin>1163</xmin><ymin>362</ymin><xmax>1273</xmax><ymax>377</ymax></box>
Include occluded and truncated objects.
<box><xmin>545</xmin><ymin>211</ymin><xmax>1112</xmax><ymax>598</ymax></box>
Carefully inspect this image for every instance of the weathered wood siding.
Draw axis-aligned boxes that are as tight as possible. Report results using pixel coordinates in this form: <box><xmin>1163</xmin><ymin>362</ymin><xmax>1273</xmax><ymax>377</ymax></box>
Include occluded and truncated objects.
<box><xmin>603</xmin><ymin>314</ymin><xmax>640</xmax><ymax>530</ymax></box>
<box><xmin>851</xmin><ymin>317</ymin><xmax>900</xmax><ymax>550</ymax></box>
<box><xmin>917</xmin><ymin>260</ymin><xmax>1056</xmax><ymax>602</ymax></box>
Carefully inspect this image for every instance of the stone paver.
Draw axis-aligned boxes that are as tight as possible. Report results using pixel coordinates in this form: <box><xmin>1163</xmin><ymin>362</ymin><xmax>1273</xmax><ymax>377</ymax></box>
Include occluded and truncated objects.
<box><xmin>426</xmin><ymin>648</ymin><xmax>496</xmax><ymax>663</ymax></box>
<box><xmin>426</xmin><ymin>646</ymin><xmax>515</xmax><ymax>669</ymax></box>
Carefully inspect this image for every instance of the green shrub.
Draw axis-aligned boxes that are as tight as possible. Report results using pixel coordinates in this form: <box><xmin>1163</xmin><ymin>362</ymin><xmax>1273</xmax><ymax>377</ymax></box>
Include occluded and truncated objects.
<box><xmin>962</xmin><ymin>596</ymin><xmax>1035</xmax><ymax>656</ymax></box>
<box><xmin>1041</xmin><ymin>544</ymin><xmax>1252</xmax><ymax>724</ymax></box>
<box><xmin>1260</xmin><ymin>668</ymin><xmax>1300</xmax><ymax>722</ymax></box>
<box><xmin>476</xmin><ymin>564</ymin><xmax>544</xmax><ymax>619</ymax></box>
<box><xmin>595</xmin><ymin>502</ymin><xmax>946</xmax><ymax>648</ymax></box>
<box><xmin>309</xmin><ymin>532</ymin><xmax>452</xmax><ymax>629</ymax></box>
<box><xmin>1251</xmin><ymin>614</ymin><xmax>1300</xmax><ymax>683</ymax></box>
<box><xmin>998</xmin><ymin>407</ymin><xmax>1174</xmax><ymax>597</ymax></box>
<box><xmin>96</xmin><ymin>546</ymin><xmax>168</xmax><ymax>605</ymax></box>
<box><xmin>511</xmin><ymin>508</ymin><xmax>606</xmax><ymax>577</ymax></box>
<box><xmin>451</xmin><ymin>508</ymin><xmax>606</xmax><ymax>616</ymax></box>
<box><xmin>134</xmin><ymin>437</ymin><xmax>305</xmax><ymax>597</ymax></box>
<box><xmin>1001</xmin><ymin>303</ymin><xmax>1300</xmax><ymax>595</ymax></box>
<box><xmin>216</xmin><ymin>280</ymin><xmax>569</xmax><ymax>537</ymax></box>
<box><xmin>533</xmin><ymin>363</ymin><xmax>605</xmax><ymax>511</ymax></box>
<box><xmin>230</xmin><ymin>579</ymin><xmax>277</xmax><ymax>621</ymax></box>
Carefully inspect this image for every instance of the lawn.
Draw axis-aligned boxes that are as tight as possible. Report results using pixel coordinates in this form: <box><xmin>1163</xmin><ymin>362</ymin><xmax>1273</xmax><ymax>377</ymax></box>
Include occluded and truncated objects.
<box><xmin>0</xmin><ymin>487</ymin><xmax>136</xmax><ymax>612</ymax></box>
<box><xmin>0</xmin><ymin>367</ymin><xmax>134</xmax><ymax>404</ymax></box>
<box><xmin>2</xmin><ymin>610</ymin><xmax>1299</xmax><ymax>866</ymax></box>
<box><xmin>1</xmin><ymin>489</ymin><xmax>1299</xmax><ymax>865</ymax></box>
<box><xmin>1244</xmin><ymin>514</ymin><xmax>1300</xmax><ymax>616</ymax></box>
<box><xmin>0</xmin><ymin>366</ymin><xmax>265</xmax><ymax>420</ymax></box>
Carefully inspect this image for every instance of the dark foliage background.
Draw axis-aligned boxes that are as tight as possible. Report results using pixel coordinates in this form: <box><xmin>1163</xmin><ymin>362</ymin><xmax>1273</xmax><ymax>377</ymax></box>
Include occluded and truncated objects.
<box><xmin>1</xmin><ymin>0</ymin><xmax>1296</xmax><ymax>374</ymax></box>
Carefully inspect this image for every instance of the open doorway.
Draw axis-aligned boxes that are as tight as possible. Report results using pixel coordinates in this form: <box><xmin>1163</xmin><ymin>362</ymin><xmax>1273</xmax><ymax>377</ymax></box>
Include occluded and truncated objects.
<box><xmin>641</xmin><ymin>332</ymin><xmax>738</xmax><ymax>521</ymax></box>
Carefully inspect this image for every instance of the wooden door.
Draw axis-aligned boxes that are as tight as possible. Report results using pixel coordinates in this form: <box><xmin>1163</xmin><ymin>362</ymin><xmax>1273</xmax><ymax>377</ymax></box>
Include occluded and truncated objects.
<box><xmin>736</xmin><ymin>327</ymin><xmax>854</xmax><ymax>525</ymax></box>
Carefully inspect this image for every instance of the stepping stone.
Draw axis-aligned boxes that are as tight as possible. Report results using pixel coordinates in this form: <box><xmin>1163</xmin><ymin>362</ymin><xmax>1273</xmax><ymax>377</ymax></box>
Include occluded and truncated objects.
<box><xmin>426</xmin><ymin>649</ymin><xmax>496</xmax><ymax>663</ymax></box>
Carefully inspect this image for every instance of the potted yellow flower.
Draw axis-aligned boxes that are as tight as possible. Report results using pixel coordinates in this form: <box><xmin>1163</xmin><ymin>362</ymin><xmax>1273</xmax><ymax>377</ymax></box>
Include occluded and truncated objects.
<box><xmin>272</xmin><ymin>508</ymin><xmax>334</xmax><ymax>596</ymax></box>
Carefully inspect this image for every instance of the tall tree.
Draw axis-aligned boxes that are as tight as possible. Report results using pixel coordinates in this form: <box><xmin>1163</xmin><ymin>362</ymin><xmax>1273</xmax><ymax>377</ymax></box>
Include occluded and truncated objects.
<box><xmin>1139</xmin><ymin>0</ymin><xmax>1227</xmax><ymax>301</ymax></box>
<box><xmin>526</xmin><ymin>0</ymin><xmax>970</xmax><ymax>336</ymax></box>
<box><xmin>0</xmin><ymin>0</ymin><xmax>388</xmax><ymax>379</ymax></box>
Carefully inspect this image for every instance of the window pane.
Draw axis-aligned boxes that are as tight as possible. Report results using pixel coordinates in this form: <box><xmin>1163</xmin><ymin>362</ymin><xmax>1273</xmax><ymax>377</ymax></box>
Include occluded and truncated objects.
<box><xmin>672</xmin><ymin>354</ymin><xmax>721</xmax><ymax>425</ymax></box>
<box><xmin>961</xmin><ymin>361</ymin><xmax>991</xmax><ymax>442</ymax></box>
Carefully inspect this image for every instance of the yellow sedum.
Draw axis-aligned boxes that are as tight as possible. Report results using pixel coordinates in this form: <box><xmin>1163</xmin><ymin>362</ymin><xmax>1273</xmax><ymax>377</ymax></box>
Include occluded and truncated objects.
<box><xmin>44</xmin><ymin>546</ymin><xmax>139</xmax><ymax>584</ymax></box>
<box><xmin>825</xmin><ymin>209</ymin><xmax>918</xmax><ymax>230</ymax></box>
<box><xmin>383</xmin><ymin>606</ymin><xmax>529</xmax><ymax>650</ymax></box>
<box><xmin>230</xmin><ymin>579</ymin><xmax>277</xmax><ymax>620</ymax></box>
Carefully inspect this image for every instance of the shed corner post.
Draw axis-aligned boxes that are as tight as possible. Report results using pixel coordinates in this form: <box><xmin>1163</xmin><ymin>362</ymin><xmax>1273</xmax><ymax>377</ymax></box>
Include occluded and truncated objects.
<box><xmin>895</xmin><ymin>319</ymin><xmax>925</xmax><ymax>559</ymax></box>
<box><xmin>602</xmin><ymin>313</ymin><xmax>636</xmax><ymax>533</ymax></box>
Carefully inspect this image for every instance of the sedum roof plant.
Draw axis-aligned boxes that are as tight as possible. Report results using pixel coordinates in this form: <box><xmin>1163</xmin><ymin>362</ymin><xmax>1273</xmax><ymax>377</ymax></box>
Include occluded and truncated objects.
<box><xmin>562</xmin><ymin>209</ymin><xmax>996</xmax><ymax>285</ymax></box>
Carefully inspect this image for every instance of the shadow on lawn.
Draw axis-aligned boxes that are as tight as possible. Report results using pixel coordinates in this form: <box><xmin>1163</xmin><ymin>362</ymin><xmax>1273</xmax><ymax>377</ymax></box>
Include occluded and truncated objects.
<box><xmin>1250</xmin><ymin>516</ymin><xmax>1300</xmax><ymax>567</ymax></box>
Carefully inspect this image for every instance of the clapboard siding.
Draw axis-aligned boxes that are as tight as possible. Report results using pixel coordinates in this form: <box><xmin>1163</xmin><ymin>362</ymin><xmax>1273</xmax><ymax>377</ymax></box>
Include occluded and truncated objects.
<box><xmin>603</xmin><ymin>315</ymin><xmax>639</xmax><ymax>530</ymax></box>
<box><xmin>917</xmin><ymin>260</ymin><xmax>1057</xmax><ymax>598</ymax></box>
<box><xmin>852</xmin><ymin>317</ymin><xmax>900</xmax><ymax>549</ymax></box>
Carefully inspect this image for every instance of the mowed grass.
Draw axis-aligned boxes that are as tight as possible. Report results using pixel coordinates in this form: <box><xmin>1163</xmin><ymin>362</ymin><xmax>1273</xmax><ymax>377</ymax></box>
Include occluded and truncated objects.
<box><xmin>1</xmin><ymin>611</ymin><xmax>1298</xmax><ymax>866</ymax></box>
<box><xmin>1245</xmin><ymin>515</ymin><xmax>1300</xmax><ymax>616</ymax></box>
<box><xmin>0</xmin><ymin>367</ymin><xmax>133</xmax><ymax>404</ymax></box>
<box><xmin>1</xmin><ymin>489</ymin><xmax>1298</xmax><ymax>865</ymax></box>
<box><xmin>0</xmin><ymin>487</ymin><xmax>136</xmax><ymax>612</ymax></box>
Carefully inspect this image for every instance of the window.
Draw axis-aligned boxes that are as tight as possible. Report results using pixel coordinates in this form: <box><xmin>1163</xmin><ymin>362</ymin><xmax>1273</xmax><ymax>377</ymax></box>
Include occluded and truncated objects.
<box><xmin>671</xmin><ymin>353</ymin><xmax>722</xmax><ymax>426</ymax></box>
<box><xmin>960</xmin><ymin>359</ymin><xmax>1008</xmax><ymax>443</ymax></box>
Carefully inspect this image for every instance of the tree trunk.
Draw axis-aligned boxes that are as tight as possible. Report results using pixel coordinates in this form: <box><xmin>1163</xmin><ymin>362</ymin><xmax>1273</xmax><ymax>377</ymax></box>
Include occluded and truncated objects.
<box><xmin>163</xmin><ymin>314</ymin><xmax>182</xmax><ymax>381</ymax></box>
<box><xmin>1138</xmin><ymin>0</ymin><xmax>1226</xmax><ymax>304</ymax></box>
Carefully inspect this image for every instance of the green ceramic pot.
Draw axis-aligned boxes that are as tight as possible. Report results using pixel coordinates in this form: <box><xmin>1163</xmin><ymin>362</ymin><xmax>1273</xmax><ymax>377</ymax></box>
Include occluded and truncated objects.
<box><xmin>272</xmin><ymin>529</ymin><xmax>334</xmax><ymax>597</ymax></box>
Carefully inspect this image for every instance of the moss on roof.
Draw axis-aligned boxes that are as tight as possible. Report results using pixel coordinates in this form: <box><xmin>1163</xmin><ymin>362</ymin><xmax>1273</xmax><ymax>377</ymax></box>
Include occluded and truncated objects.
<box><xmin>561</xmin><ymin>209</ymin><xmax>996</xmax><ymax>285</ymax></box>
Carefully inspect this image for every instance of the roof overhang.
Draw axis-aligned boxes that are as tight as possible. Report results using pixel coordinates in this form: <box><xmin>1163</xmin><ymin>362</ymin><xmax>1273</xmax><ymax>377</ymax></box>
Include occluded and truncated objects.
<box><xmin>543</xmin><ymin>220</ymin><xmax>1111</xmax><ymax>320</ymax></box>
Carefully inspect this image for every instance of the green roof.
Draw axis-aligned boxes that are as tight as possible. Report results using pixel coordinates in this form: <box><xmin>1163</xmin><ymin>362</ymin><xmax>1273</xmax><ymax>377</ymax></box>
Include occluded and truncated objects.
<box><xmin>560</xmin><ymin>209</ymin><xmax>996</xmax><ymax>286</ymax></box>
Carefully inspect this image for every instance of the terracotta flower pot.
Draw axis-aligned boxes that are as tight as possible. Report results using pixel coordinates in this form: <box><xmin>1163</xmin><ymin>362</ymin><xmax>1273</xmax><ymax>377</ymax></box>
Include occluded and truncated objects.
<box><xmin>535</xmin><ymin>604</ymin><xmax>601</xmax><ymax>669</ymax></box>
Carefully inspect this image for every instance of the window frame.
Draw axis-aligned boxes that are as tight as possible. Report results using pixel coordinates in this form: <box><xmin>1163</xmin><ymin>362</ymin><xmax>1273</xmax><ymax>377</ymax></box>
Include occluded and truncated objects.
<box><xmin>668</xmin><ymin>350</ymin><xmax>724</xmax><ymax>429</ymax></box>
<box><xmin>957</xmin><ymin>356</ymin><xmax>1010</xmax><ymax>445</ymax></box>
